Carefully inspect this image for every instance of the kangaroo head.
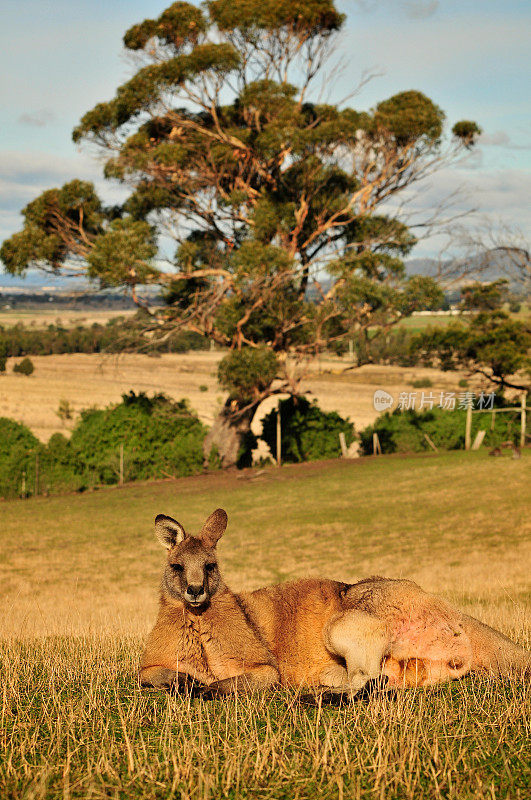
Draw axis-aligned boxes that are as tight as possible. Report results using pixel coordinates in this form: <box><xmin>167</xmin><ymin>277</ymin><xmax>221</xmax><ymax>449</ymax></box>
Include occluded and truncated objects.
<box><xmin>155</xmin><ymin>508</ymin><xmax>228</xmax><ymax>609</ymax></box>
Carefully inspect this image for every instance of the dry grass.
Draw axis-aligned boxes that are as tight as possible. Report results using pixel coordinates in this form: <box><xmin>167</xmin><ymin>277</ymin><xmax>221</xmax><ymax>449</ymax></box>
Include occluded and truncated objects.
<box><xmin>2</xmin><ymin>635</ymin><xmax>529</xmax><ymax>800</ymax></box>
<box><xmin>1</xmin><ymin>451</ymin><xmax>529</xmax><ymax>799</ymax></box>
<box><xmin>0</xmin><ymin>351</ymin><xmax>478</xmax><ymax>442</ymax></box>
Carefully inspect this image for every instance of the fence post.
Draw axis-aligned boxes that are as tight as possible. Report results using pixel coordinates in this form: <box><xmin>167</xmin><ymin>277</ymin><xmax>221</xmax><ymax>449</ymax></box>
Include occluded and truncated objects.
<box><xmin>472</xmin><ymin>430</ymin><xmax>486</xmax><ymax>450</ymax></box>
<box><xmin>521</xmin><ymin>392</ymin><xmax>527</xmax><ymax>450</ymax></box>
<box><xmin>348</xmin><ymin>339</ymin><xmax>354</xmax><ymax>362</ymax></box>
<box><xmin>423</xmin><ymin>433</ymin><xmax>438</xmax><ymax>452</ymax></box>
<box><xmin>372</xmin><ymin>432</ymin><xmax>381</xmax><ymax>455</ymax></box>
<box><xmin>35</xmin><ymin>453</ymin><xmax>39</xmax><ymax>497</ymax></box>
<box><xmin>119</xmin><ymin>443</ymin><xmax>124</xmax><ymax>486</ymax></box>
<box><xmin>339</xmin><ymin>432</ymin><xmax>348</xmax><ymax>458</ymax></box>
<box><xmin>465</xmin><ymin>404</ymin><xmax>472</xmax><ymax>451</ymax></box>
<box><xmin>21</xmin><ymin>471</ymin><xmax>26</xmax><ymax>498</ymax></box>
<box><xmin>276</xmin><ymin>406</ymin><xmax>282</xmax><ymax>467</ymax></box>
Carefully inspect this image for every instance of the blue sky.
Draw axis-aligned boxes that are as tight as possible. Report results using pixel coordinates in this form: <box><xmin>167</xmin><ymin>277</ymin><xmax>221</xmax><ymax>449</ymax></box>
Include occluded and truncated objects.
<box><xmin>1</xmin><ymin>0</ymin><xmax>529</xmax><ymax>268</ymax></box>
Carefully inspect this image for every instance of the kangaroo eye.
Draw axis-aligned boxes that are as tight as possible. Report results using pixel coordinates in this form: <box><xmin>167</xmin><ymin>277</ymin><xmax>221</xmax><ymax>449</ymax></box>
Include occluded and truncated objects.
<box><xmin>205</xmin><ymin>563</ymin><xmax>217</xmax><ymax>572</ymax></box>
<box><xmin>171</xmin><ymin>564</ymin><xmax>184</xmax><ymax>573</ymax></box>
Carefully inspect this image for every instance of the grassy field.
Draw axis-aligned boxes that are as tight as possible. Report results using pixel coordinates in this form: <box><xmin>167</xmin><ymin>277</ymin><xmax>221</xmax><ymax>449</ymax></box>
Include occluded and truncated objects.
<box><xmin>0</xmin><ymin>351</ymin><xmax>479</xmax><ymax>442</ymax></box>
<box><xmin>1</xmin><ymin>451</ymin><xmax>530</xmax><ymax>799</ymax></box>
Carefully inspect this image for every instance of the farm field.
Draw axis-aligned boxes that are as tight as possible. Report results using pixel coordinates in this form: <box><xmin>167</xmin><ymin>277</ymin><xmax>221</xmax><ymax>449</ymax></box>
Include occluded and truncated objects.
<box><xmin>395</xmin><ymin>305</ymin><xmax>530</xmax><ymax>333</ymax></box>
<box><xmin>0</xmin><ymin>351</ymin><xmax>480</xmax><ymax>442</ymax></box>
<box><xmin>0</xmin><ymin>304</ymin><xmax>527</xmax><ymax>331</ymax></box>
<box><xmin>1</xmin><ymin>452</ymin><xmax>530</xmax><ymax>799</ymax></box>
<box><xmin>0</xmin><ymin>307</ymin><xmax>137</xmax><ymax>327</ymax></box>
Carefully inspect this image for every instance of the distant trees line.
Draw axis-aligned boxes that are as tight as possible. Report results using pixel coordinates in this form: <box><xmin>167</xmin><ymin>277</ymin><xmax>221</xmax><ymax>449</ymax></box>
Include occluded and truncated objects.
<box><xmin>0</xmin><ymin>316</ymin><xmax>426</xmax><ymax>365</ymax></box>
<box><xmin>0</xmin><ymin>291</ymin><xmax>140</xmax><ymax>309</ymax></box>
<box><xmin>0</xmin><ymin>316</ymin><xmax>208</xmax><ymax>359</ymax></box>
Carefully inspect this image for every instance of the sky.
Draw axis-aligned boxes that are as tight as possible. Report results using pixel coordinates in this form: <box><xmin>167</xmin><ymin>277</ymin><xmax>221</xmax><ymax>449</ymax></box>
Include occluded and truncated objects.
<box><xmin>1</xmin><ymin>0</ymin><xmax>530</xmax><ymax>276</ymax></box>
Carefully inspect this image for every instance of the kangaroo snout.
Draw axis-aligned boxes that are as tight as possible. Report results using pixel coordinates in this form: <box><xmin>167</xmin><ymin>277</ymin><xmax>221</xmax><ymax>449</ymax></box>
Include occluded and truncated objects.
<box><xmin>185</xmin><ymin>584</ymin><xmax>207</xmax><ymax>604</ymax></box>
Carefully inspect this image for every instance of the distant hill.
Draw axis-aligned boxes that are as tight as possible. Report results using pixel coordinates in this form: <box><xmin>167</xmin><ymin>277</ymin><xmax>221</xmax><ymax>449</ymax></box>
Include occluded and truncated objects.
<box><xmin>405</xmin><ymin>253</ymin><xmax>525</xmax><ymax>289</ymax></box>
<box><xmin>0</xmin><ymin>269</ymin><xmax>83</xmax><ymax>290</ymax></box>
<box><xmin>0</xmin><ymin>268</ymin><xmax>162</xmax><ymax>309</ymax></box>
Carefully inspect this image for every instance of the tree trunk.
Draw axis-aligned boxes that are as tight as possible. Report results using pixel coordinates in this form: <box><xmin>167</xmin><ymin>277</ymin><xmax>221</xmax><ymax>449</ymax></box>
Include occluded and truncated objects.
<box><xmin>203</xmin><ymin>399</ymin><xmax>258</xmax><ymax>469</ymax></box>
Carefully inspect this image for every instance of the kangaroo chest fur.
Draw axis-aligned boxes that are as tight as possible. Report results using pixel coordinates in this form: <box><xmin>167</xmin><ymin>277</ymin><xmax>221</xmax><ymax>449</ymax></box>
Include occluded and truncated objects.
<box><xmin>145</xmin><ymin>589</ymin><xmax>275</xmax><ymax>684</ymax></box>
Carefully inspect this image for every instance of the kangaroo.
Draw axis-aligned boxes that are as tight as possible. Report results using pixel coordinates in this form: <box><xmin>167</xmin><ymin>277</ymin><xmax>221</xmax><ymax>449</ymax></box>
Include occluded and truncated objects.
<box><xmin>140</xmin><ymin>509</ymin><xmax>531</xmax><ymax>695</ymax></box>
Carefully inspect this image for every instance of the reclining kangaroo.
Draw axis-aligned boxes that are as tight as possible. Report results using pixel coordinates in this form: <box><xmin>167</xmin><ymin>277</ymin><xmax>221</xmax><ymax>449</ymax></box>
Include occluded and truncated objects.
<box><xmin>140</xmin><ymin>509</ymin><xmax>530</xmax><ymax>695</ymax></box>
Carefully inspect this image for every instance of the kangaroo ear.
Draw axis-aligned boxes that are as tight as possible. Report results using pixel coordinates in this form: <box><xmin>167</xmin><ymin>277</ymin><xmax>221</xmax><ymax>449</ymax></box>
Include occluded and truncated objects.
<box><xmin>200</xmin><ymin>508</ymin><xmax>228</xmax><ymax>548</ymax></box>
<box><xmin>155</xmin><ymin>514</ymin><xmax>186</xmax><ymax>549</ymax></box>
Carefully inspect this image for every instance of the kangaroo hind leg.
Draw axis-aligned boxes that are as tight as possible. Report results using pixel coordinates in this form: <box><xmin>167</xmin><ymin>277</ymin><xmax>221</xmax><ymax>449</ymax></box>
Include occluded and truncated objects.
<box><xmin>324</xmin><ymin>611</ymin><xmax>388</xmax><ymax>693</ymax></box>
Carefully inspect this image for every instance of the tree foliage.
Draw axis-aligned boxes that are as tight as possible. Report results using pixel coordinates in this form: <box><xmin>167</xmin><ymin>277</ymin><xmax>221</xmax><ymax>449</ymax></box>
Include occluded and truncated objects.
<box><xmin>461</xmin><ymin>279</ymin><xmax>509</xmax><ymax>311</ymax></box>
<box><xmin>414</xmin><ymin>311</ymin><xmax>531</xmax><ymax>391</ymax></box>
<box><xmin>359</xmin><ymin>399</ymin><xmax>519</xmax><ymax>456</ymax></box>
<box><xmin>1</xmin><ymin>1</ymin><xmax>480</xmax><ymax>463</ymax></box>
<box><xmin>218</xmin><ymin>347</ymin><xmax>278</xmax><ymax>402</ymax></box>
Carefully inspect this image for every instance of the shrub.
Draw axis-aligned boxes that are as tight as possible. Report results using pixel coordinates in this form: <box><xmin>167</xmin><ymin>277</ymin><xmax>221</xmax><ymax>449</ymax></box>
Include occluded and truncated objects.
<box><xmin>68</xmin><ymin>391</ymin><xmax>207</xmax><ymax>484</ymax></box>
<box><xmin>0</xmin><ymin>393</ymin><xmax>213</xmax><ymax>498</ymax></box>
<box><xmin>410</xmin><ymin>378</ymin><xmax>433</xmax><ymax>388</ymax></box>
<box><xmin>261</xmin><ymin>396</ymin><xmax>354</xmax><ymax>463</ymax></box>
<box><xmin>43</xmin><ymin>433</ymin><xmax>87</xmax><ymax>493</ymax></box>
<box><xmin>0</xmin><ymin>418</ymin><xmax>41</xmax><ymax>498</ymax></box>
<box><xmin>13</xmin><ymin>357</ymin><xmax>34</xmax><ymax>375</ymax></box>
<box><xmin>359</xmin><ymin>397</ymin><xmax>520</xmax><ymax>455</ymax></box>
<box><xmin>199</xmin><ymin>385</ymin><xmax>208</xmax><ymax>392</ymax></box>
<box><xmin>458</xmin><ymin>378</ymin><xmax>468</xmax><ymax>388</ymax></box>
<box><xmin>56</xmin><ymin>399</ymin><xmax>73</xmax><ymax>422</ymax></box>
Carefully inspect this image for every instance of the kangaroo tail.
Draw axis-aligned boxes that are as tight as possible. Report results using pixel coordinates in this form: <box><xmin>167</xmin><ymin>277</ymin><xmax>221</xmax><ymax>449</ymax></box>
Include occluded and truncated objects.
<box><xmin>461</xmin><ymin>614</ymin><xmax>531</xmax><ymax>677</ymax></box>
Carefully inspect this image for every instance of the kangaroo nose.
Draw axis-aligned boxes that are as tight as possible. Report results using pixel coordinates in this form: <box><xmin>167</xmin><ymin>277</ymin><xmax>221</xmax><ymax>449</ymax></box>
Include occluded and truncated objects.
<box><xmin>187</xmin><ymin>585</ymin><xmax>204</xmax><ymax>598</ymax></box>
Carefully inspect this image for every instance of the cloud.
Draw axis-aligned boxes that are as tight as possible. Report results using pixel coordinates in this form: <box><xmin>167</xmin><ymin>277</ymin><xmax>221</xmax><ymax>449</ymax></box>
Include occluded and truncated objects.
<box><xmin>18</xmin><ymin>108</ymin><xmax>55</xmax><ymax>128</ymax></box>
<box><xmin>349</xmin><ymin>0</ymin><xmax>439</xmax><ymax>17</ymax></box>
<box><xmin>402</xmin><ymin>1</ymin><xmax>439</xmax><ymax>20</ymax></box>
<box><xmin>480</xmin><ymin>131</ymin><xmax>531</xmax><ymax>150</ymax></box>
<box><xmin>386</xmin><ymin>164</ymin><xmax>531</xmax><ymax>257</ymax></box>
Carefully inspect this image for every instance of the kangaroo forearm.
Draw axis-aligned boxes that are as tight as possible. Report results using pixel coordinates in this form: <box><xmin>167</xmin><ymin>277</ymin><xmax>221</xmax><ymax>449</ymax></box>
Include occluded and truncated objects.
<box><xmin>139</xmin><ymin>665</ymin><xmax>178</xmax><ymax>687</ymax></box>
<box><xmin>205</xmin><ymin>664</ymin><xmax>280</xmax><ymax>695</ymax></box>
<box><xmin>139</xmin><ymin>665</ymin><xmax>206</xmax><ymax>690</ymax></box>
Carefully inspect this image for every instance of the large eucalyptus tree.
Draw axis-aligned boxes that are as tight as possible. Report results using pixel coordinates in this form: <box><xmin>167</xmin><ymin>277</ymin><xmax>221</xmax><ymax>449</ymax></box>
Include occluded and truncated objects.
<box><xmin>1</xmin><ymin>1</ymin><xmax>480</xmax><ymax>464</ymax></box>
